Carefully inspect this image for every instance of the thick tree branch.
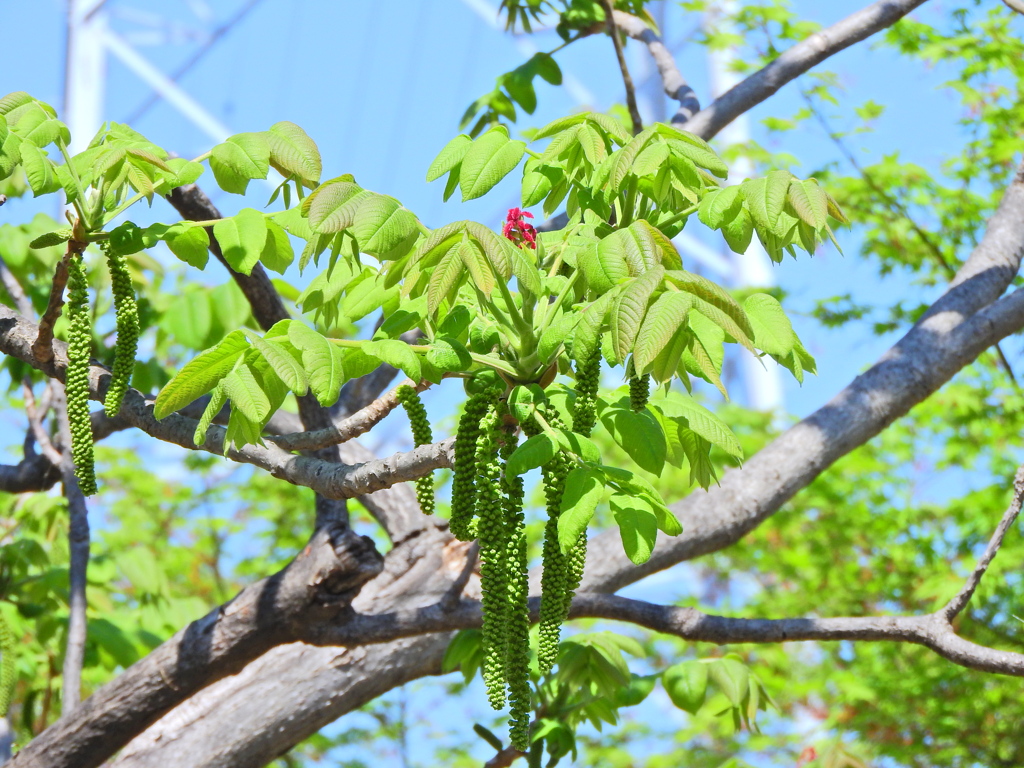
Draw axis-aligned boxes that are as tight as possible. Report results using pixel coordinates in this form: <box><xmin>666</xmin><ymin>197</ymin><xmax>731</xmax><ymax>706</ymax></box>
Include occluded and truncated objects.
<box><xmin>682</xmin><ymin>0</ymin><xmax>930</xmax><ymax>140</ymax></box>
<box><xmin>8</xmin><ymin>524</ymin><xmax>383</xmax><ymax>768</ymax></box>
<box><xmin>612</xmin><ymin>10</ymin><xmax>700</xmax><ymax>124</ymax></box>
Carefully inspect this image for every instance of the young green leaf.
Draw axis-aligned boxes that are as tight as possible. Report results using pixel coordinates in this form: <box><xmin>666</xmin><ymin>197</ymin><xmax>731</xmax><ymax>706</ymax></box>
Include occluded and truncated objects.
<box><xmin>259</xmin><ymin>218</ymin><xmax>295</xmax><ymax>274</ymax></box>
<box><xmin>287</xmin><ymin>322</ymin><xmax>346</xmax><ymax>406</ymax></box>
<box><xmin>210</xmin><ymin>132</ymin><xmax>271</xmax><ymax>194</ymax></box>
<box><xmin>558</xmin><ymin>467</ymin><xmax>603</xmax><ymax>554</ymax></box>
<box><xmin>265</xmin><ymin>121</ymin><xmax>321</xmax><ymax>186</ymax></box>
<box><xmin>162</xmin><ymin>222</ymin><xmax>210</xmax><ymax>269</ymax></box>
<box><xmin>708</xmin><ymin>658</ymin><xmax>750</xmax><ymax>707</ymax></box>
<box><xmin>246</xmin><ymin>333</ymin><xmax>308</xmax><ymax>396</ymax></box>
<box><xmin>460</xmin><ymin>128</ymin><xmax>526</xmax><ymax>201</ymax></box>
<box><xmin>426</xmin><ymin>134</ymin><xmax>472</xmax><ymax>182</ymax></box>
<box><xmin>600</xmin><ymin>405</ymin><xmax>667</xmax><ymax>475</ymax></box>
<box><xmin>743</xmin><ymin>292</ymin><xmax>796</xmax><ymax>358</ymax></box>
<box><xmin>506</xmin><ymin>432</ymin><xmax>558</xmax><ymax>476</ymax></box>
<box><xmin>222</xmin><ymin>364</ymin><xmax>272</xmax><ymax>425</ymax></box>
<box><xmin>364</xmin><ymin>339</ymin><xmax>422</xmax><ymax>382</ymax></box>
<box><xmin>154</xmin><ymin>331</ymin><xmax>249</xmax><ymax>419</ymax></box>
<box><xmin>214</xmin><ymin>208</ymin><xmax>267</xmax><ymax>276</ymax></box>
<box><xmin>632</xmin><ymin>292</ymin><xmax>693</xmax><ymax>374</ymax></box>
<box><xmin>611</xmin><ymin>495</ymin><xmax>659</xmax><ymax>564</ymax></box>
<box><xmin>663</xmin><ymin>661</ymin><xmax>708</xmax><ymax>714</ymax></box>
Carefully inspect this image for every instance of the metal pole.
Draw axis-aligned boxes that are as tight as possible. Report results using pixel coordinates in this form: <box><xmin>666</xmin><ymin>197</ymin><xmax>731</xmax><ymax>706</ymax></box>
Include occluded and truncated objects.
<box><xmin>64</xmin><ymin>0</ymin><xmax>108</xmax><ymax>154</ymax></box>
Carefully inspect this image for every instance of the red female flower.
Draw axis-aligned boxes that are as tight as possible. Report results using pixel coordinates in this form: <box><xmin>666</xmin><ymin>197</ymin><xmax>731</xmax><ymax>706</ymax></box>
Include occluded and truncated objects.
<box><xmin>502</xmin><ymin>207</ymin><xmax>537</xmax><ymax>249</ymax></box>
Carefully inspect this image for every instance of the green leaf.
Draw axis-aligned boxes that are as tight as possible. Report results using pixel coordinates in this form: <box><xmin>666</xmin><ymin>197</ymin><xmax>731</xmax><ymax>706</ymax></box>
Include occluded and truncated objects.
<box><xmin>246</xmin><ymin>333</ymin><xmax>308</xmax><ymax>396</ymax></box>
<box><xmin>265</xmin><ymin>121</ymin><xmax>321</xmax><ymax>186</ymax></box>
<box><xmin>460</xmin><ymin>127</ymin><xmax>526</xmax><ymax>201</ymax></box>
<box><xmin>192</xmin><ymin>382</ymin><xmax>226</xmax><ymax>446</ymax></box>
<box><xmin>601</xmin><ymin>405</ymin><xmax>666</xmax><ymax>475</ymax></box>
<box><xmin>743</xmin><ymin>292</ymin><xmax>795</xmax><ymax>357</ymax></box>
<box><xmin>20</xmin><ymin>142</ymin><xmax>59</xmax><ymax>196</ymax></box>
<box><xmin>210</xmin><ymin>132</ymin><xmax>271</xmax><ymax>194</ymax></box>
<box><xmin>154</xmin><ymin>331</ymin><xmax>249</xmax><ymax>419</ymax></box>
<box><xmin>259</xmin><ymin>218</ymin><xmax>294</xmax><ymax>274</ymax></box>
<box><xmin>222</xmin><ymin>364</ymin><xmax>272</xmax><ymax>425</ymax></box>
<box><xmin>609</xmin><ymin>266</ymin><xmax>663</xmax><ymax>364</ymax></box>
<box><xmin>611</xmin><ymin>494</ymin><xmax>659</xmax><ymax>564</ymax></box>
<box><xmin>306</xmin><ymin>181</ymin><xmax>366</xmax><ymax>233</ymax></box>
<box><xmin>698</xmin><ymin>185</ymin><xmax>744</xmax><ymax>230</ymax></box>
<box><xmin>288</xmin><ymin>323</ymin><xmax>345</xmax><ymax>405</ymax></box>
<box><xmin>633</xmin><ymin>292</ymin><xmax>693</xmax><ymax>374</ymax></box>
<box><xmin>787</xmin><ymin>178</ymin><xmax>828</xmax><ymax>229</ymax></box>
<box><xmin>532</xmin><ymin>113</ymin><xmax>587</xmax><ymax>140</ymax></box>
<box><xmin>659</xmin><ymin>125</ymin><xmax>728</xmax><ymax>177</ymax></box>
<box><xmin>554</xmin><ymin>429</ymin><xmax>601</xmax><ymax>463</ymax></box>
<box><xmin>667</xmin><ymin>270</ymin><xmax>755</xmax><ymax>351</ymax></box>
<box><xmin>722</xmin><ymin>207</ymin><xmax>754</xmax><ymax>254</ymax></box>
<box><xmin>558</xmin><ymin>468</ymin><xmax>603</xmax><ymax>553</ymax></box>
<box><xmin>506</xmin><ymin>433</ymin><xmax>558</xmax><ymax>476</ymax></box>
<box><xmin>163</xmin><ymin>222</ymin><xmax>210</xmax><ymax>269</ymax></box>
<box><xmin>364</xmin><ymin>339</ymin><xmax>422</xmax><ymax>382</ymax></box>
<box><xmin>660</xmin><ymin>392</ymin><xmax>743</xmax><ymax>460</ymax></box>
<box><xmin>663</xmin><ymin>661</ymin><xmax>708</xmax><ymax>714</ymax></box>
<box><xmin>160</xmin><ymin>157</ymin><xmax>205</xmax><ymax>188</ymax></box>
<box><xmin>425</xmin><ymin>337</ymin><xmax>472</xmax><ymax>372</ymax></box>
<box><xmin>350</xmin><ymin>195</ymin><xmax>418</xmax><ymax>255</ymax></box>
<box><xmin>632</xmin><ymin>141</ymin><xmax>670</xmax><ymax>177</ymax></box>
<box><xmin>764</xmin><ymin>169</ymin><xmax>792</xmax><ymax>229</ymax></box>
<box><xmin>708</xmin><ymin>658</ymin><xmax>750</xmax><ymax>707</ymax></box>
<box><xmin>426</xmin><ymin>134</ymin><xmax>472</xmax><ymax>182</ymax></box>
<box><xmin>426</xmin><ymin>242</ymin><xmax>467</xmax><ymax>314</ymax></box>
<box><xmin>458</xmin><ymin>236</ymin><xmax>496</xmax><ymax>296</ymax></box>
<box><xmin>214</xmin><ymin>208</ymin><xmax>267</xmax><ymax>276</ymax></box>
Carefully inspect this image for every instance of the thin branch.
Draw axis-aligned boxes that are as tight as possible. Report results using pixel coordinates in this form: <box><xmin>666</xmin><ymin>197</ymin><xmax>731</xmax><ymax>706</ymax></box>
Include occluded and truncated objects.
<box><xmin>484</xmin><ymin>745</ymin><xmax>524</xmax><ymax>768</ymax></box>
<box><xmin>0</xmin><ymin>305</ymin><xmax>456</xmax><ymax>501</ymax></box>
<box><xmin>269</xmin><ymin>379</ymin><xmax>424</xmax><ymax>452</ymax></box>
<box><xmin>598</xmin><ymin>0</ymin><xmax>643</xmax><ymax>135</ymax></box>
<box><xmin>801</xmin><ymin>90</ymin><xmax>1018</xmax><ymax>383</ymax></box>
<box><xmin>7</xmin><ymin>523</ymin><xmax>384</xmax><ymax>768</ymax></box>
<box><xmin>0</xmin><ymin>253</ymin><xmax>33</xmax><ymax>317</ymax></box>
<box><xmin>22</xmin><ymin>382</ymin><xmax>61</xmax><ymax>466</ymax></box>
<box><xmin>50</xmin><ymin>382</ymin><xmax>91</xmax><ymax>714</ymax></box>
<box><xmin>682</xmin><ymin>0</ymin><xmax>931</xmax><ymax>140</ymax></box>
<box><xmin>31</xmin><ymin>248</ymin><xmax>73</xmax><ymax>366</ymax></box>
<box><xmin>1003</xmin><ymin>0</ymin><xmax>1024</xmax><ymax>15</ymax></box>
<box><xmin>942</xmin><ymin>464</ymin><xmax>1024</xmax><ymax>621</ymax></box>
<box><xmin>612</xmin><ymin>10</ymin><xmax>701</xmax><ymax>124</ymax></box>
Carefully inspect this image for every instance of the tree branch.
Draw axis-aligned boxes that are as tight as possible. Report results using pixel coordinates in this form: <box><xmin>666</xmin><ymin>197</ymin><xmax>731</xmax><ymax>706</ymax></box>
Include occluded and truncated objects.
<box><xmin>8</xmin><ymin>523</ymin><xmax>384</xmax><ymax>768</ymax></box>
<box><xmin>0</xmin><ymin>306</ymin><xmax>456</xmax><ymax>501</ymax></box>
<box><xmin>598</xmin><ymin>0</ymin><xmax>643</xmax><ymax>134</ymax></box>
<box><xmin>941</xmin><ymin>464</ymin><xmax>1024</xmax><ymax>621</ymax></box>
<box><xmin>682</xmin><ymin>0</ymin><xmax>931</xmax><ymax>140</ymax></box>
<box><xmin>31</xmin><ymin>248</ymin><xmax>73</xmax><ymax>366</ymax></box>
<box><xmin>612</xmin><ymin>10</ymin><xmax>701</xmax><ymax>124</ymax></box>
<box><xmin>0</xmin><ymin>253</ymin><xmax>33</xmax><ymax>318</ymax></box>
<box><xmin>269</xmin><ymin>379</ymin><xmax>424</xmax><ymax>452</ymax></box>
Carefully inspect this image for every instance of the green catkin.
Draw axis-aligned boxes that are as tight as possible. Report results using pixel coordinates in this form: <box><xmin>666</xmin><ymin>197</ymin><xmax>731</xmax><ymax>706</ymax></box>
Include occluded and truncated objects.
<box><xmin>395</xmin><ymin>385</ymin><xmax>435</xmax><ymax>516</ymax></box>
<box><xmin>475</xmin><ymin>402</ymin><xmax>509</xmax><ymax>709</ymax></box>
<box><xmin>66</xmin><ymin>254</ymin><xmax>98</xmax><ymax>496</ymax></box>
<box><xmin>102</xmin><ymin>243</ymin><xmax>140</xmax><ymax>417</ymax></box>
<box><xmin>525</xmin><ymin>408</ymin><xmax>571</xmax><ymax>675</ymax></box>
<box><xmin>449</xmin><ymin>389</ymin><xmax>496</xmax><ymax>541</ymax></box>
<box><xmin>0</xmin><ymin>611</ymin><xmax>13</xmax><ymax>717</ymax></box>
<box><xmin>500</xmin><ymin>425</ymin><xmax>531</xmax><ymax>750</ymax></box>
<box><xmin>571</xmin><ymin>347</ymin><xmax>601</xmax><ymax>437</ymax></box>
<box><xmin>629</xmin><ymin>371</ymin><xmax>650</xmax><ymax>412</ymax></box>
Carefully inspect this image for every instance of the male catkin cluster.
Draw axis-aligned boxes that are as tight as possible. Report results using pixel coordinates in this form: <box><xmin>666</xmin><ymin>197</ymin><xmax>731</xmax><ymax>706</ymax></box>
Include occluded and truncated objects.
<box><xmin>499</xmin><ymin>428</ymin><xmax>531</xmax><ymax>750</ymax></box>
<box><xmin>450</xmin><ymin>387</ymin><xmax>498</xmax><ymax>540</ymax></box>
<box><xmin>529</xmin><ymin>406</ymin><xmax>573</xmax><ymax>674</ymax></box>
<box><xmin>102</xmin><ymin>243</ymin><xmax>140</xmax><ymax>417</ymax></box>
<box><xmin>65</xmin><ymin>254</ymin><xmax>97</xmax><ymax>496</ymax></box>
<box><xmin>395</xmin><ymin>385</ymin><xmax>435</xmax><ymax>516</ymax></box>
<box><xmin>0</xmin><ymin>611</ymin><xmax>14</xmax><ymax>717</ymax></box>
<box><xmin>629</xmin><ymin>372</ymin><xmax>650</xmax><ymax>412</ymax></box>
<box><xmin>572</xmin><ymin>348</ymin><xmax>601</xmax><ymax>437</ymax></box>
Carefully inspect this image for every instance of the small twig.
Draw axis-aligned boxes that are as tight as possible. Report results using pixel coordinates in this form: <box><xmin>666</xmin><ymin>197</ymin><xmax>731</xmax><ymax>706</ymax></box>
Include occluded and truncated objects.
<box><xmin>32</xmin><ymin>246</ymin><xmax>76</xmax><ymax>366</ymax></box>
<box><xmin>22</xmin><ymin>381</ymin><xmax>62</xmax><ymax>466</ymax></box>
<box><xmin>942</xmin><ymin>463</ymin><xmax>1024</xmax><ymax>621</ymax></box>
<box><xmin>269</xmin><ymin>379</ymin><xmax>428</xmax><ymax>452</ymax></box>
<box><xmin>0</xmin><ymin>253</ymin><xmax>33</xmax><ymax>317</ymax></box>
<box><xmin>612</xmin><ymin>10</ymin><xmax>701</xmax><ymax>125</ymax></box>
<box><xmin>598</xmin><ymin>0</ymin><xmax>643</xmax><ymax>135</ymax></box>
<box><xmin>484</xmin><ymin>745</ymin><xmax>525</xmax><ymax>768</ymax></box>
<box><xmin>803</xmin><ymin>91</ymin><xmax>1019</xmax><ymax>384</ymax></box>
